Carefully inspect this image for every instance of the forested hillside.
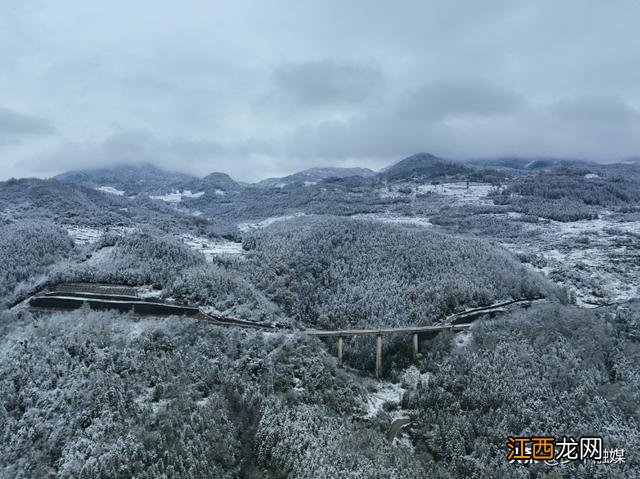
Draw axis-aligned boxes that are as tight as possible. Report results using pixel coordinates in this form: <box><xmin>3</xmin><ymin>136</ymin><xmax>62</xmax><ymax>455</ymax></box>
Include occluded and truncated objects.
<box><xmin>2</xmin><ymin>302</ymin><xmax>637</xmax><ymax>477</ymax></box>
<box><xmin>406</xmin><ymin>302</ymin><xmax>640</xmax><ymax>478</ymax></box>
<box><xmin>56</xmin><ymin>229</ymin><xmax>206</xmax><ymax>288</ymax></box>
<box><xmin>0</xmin><ymin>221</ymin><xmax>74</xmax><ymax>306</ymax></box>
<box><xmin>55</xmin><ymin>164</ymin><xmax>241</xmax><ymax>196</ymax></box>
<box><xmin>1</xmin><ymin>157</ymin><xmax>639</xmax><ymax>478</ymax></box>
<box><xmin>54</xmin><ymin>164</ymin><xmax>198</xmax><ymax>195</ymax></box>
<box><xmin>3</xmin><ymin>0</ymin><xmax>640</xmax><ymax>474</ymax></box>
<box><xmin>165</xmin><ymin>264</ymin><xmax>283</xmax><ymax>323</ymax></box>
<box><xmin>379</xmin><ymin>153</ymin><xmax>473</xmax><ymax>181</ymax></box>
<box><xmin>242</xmin><ymin>216</ymin><xmax>565</xmax><ymax>329</ymax></box>
<box><xmin>0</xmin><ymin>309</ymin><xmax>418</xmax><ymax>478</ymax></box>
<box><xmin>492</xmin><ymin>166</ymin><xmax>640</xmax><ymax>221</ymax></box>
<box><xmin>0</xmin><ymin>178</ymin><xmax>227</xmax><ymax>235</ymax></box>
<box><xmin>0</xmin><ymin>179</ymin><xmax>132</xmax><ymax>226</ymax></box>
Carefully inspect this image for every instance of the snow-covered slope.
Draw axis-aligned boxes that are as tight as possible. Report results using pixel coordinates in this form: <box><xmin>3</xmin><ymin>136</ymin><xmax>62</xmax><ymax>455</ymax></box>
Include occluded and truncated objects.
<box><xmin>258</xmin><ymin>166</ymin><xmax>375</xmax><ymax>188</ymax></box>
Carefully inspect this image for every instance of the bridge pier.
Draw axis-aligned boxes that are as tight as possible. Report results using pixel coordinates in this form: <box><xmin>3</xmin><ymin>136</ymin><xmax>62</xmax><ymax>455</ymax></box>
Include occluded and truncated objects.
<box><xmin>305</xmin><ymin>323</ymin><xmax>472</xmax><ymax>378</ymax></box>
<box><xmin>375</xmin><ymin>334</ymin><xmax>382</xmax><ymax>378</ymax></box>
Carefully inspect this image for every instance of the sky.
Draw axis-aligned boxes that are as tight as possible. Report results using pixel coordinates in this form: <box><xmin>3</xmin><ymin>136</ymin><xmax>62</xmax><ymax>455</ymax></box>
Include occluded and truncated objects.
<box><xmin>1</xmin><ymin>0</ymin><xmax>640</xmax><ymax>182</ymax></box>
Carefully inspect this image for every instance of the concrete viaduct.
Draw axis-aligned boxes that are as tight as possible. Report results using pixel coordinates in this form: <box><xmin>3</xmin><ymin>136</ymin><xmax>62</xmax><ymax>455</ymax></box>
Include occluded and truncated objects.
<box><xmin>28</xmin><ymin>283</ymin><xmax>539</xmax><ymax>377</ymax></box>
<box><xmin>305</xmin><ymin>324</ymin><xmax>471</xmax><ymax>377</ymax></box>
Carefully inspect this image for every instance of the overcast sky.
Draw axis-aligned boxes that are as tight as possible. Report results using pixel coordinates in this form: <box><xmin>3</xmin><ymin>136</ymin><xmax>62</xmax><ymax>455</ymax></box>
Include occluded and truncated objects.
<box><xmin>2</xmin><ymin>0</ymin><xmax>640</xmax><ymax>181</ymax></box>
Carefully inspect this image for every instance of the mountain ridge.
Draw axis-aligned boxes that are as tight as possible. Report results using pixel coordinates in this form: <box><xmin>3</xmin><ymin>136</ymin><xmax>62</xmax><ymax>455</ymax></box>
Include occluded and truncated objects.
<box><xmin>258</xmin><ymin>166</ymin><xmax>376</xmax><ymax>188</ymax></box>
<box><xmin>378</xmin><ymin>152</ymin><xmax>473</xmax><ymax>181</ymax></box>
<box><xmin>48</xmin><ymin>153</ymin><xmax>615</xmax><ymax>194</ymax></box>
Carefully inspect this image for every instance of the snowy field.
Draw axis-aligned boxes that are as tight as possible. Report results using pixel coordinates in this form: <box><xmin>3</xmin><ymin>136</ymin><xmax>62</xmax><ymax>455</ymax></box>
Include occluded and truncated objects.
<box><xmin>96</xmin><ymin>186</ymin><xmax>125</xmax><ymax>196</ymax></box>
<box><xmin>65</xmin><ymin>226</ymin><xmax>104</xmax><ymax>245</ymax></box>
<box><xmin>551</xmin><ymin>215</ymin><xmax>640</xmax><ymax>236</ymax></box>
<box><xmin>378</xmin><ymin>182</ymin><xmax>494</xmax><ymax>205</ymax></box>
<box><xmin>237</xmin><ymin>213</ymin><xmax>307</xmax><ymax>232</ymax></box>
<box><xmin>416</xmin><ymin>182</ymin><xmax>495</xmax><ymax>204</ymax></box>
<box><xmin>363</xmin><ymin>366</ymin><xmax>432</xmax><ymax>419</ymax></box>
<box><xmin>180</xmin><ymin>234</ymin><xmax>244</xmax><ymax>261</ymax></box>
<box><xmin>65</xmin><ymin>227</ymin><xmax>245</xmax><ymax>264</ymax></box>
<box><xmin>364</xmin><ymin>381</ymin><xmax>407</xmax><ymax>418</ymax></box>
<box><xmin>150</xmin><ymin>190</ymin><xmax>205</xmax><ymax>203</ymax></box>
<box><xmin>502</xmin><ymin>217</ymin><xmax>640</xmax><ymax>306</ymax></box>
<box><xmin>65</xmin><ymin>226</ymin><xmax>134</xmax><ymax>245</ymax></box>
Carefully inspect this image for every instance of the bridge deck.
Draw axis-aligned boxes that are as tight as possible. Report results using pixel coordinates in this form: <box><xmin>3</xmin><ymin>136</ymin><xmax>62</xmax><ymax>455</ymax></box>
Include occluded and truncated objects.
<box><xmin>26</xmin><ymin>284</ymin><xmax>544</xmax><ymax>378</ymax></box>
<box><xmin>30</xmin><ymin>284</ymin><xmax>537</xmax><ymax>338</ymax></box>
<box><xmin>305</xmin><ymin>323</ymin><xmax>471</xmax><ymax>337</ymax></box>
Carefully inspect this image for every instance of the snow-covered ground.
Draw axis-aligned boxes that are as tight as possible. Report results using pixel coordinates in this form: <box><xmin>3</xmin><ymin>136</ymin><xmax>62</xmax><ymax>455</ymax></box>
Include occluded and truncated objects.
<box><xmin>65</xmin><ymin>226</ymin><xmax>104</xmax><ymax>245</ymax></box>
<box><xmin>96</xmin><ymin>186</ymin><xmax>125</xmax><ymax>196</ymax></box>
<box><xmin>237</xmin><ymin>213</ymin><xmax>306</xmax><ymax>232</ymax></box>
<box><xmin>551</xmin><ymin>215</ymin><xmax>640</xmax><ymax>236</ymax></box>
<box><xmin>127</xmin><ymin>320</ymin><xmax>154</xmax><ymax>339</ymax></box>
<box><xmin>364</xmin><ymin>382</ymin><xmax>406</xmax><ymax>418</ymax></box>
<box><xmin>416</xmin><ymin>182</ymin><xmax>494</xmax><ymax>204</ymax></box>
<box><xmin>378</xmin><ymin>182</ymin><xmax>495</xmax><ymax>205</ymax></box>
<box><xmin>150</xmin><ymin>190</ymin><xmax>205</xmax><ymax>203</ymax></box>
<box><xmin>538</xmin><ymin>245</ymin><xmax>638</xmax><ymax>306</ymax></box>
<box><xmin>180</xmin><ymin>234</ymin><xmax>244</xmax><ymax>261</ymax></box>
<box><xmin>200</xmin><ymin>305</ymin><xmax>226</xmax><ymax>316</ymax></box>
<box><xmin>401</xmin><ymin>365</ymin><xmax>431</xmax><ymax>390</ymax></box>
<box><xmin>453</xmin><ymin>330</ymin><xmax>473</xmax><ymax>349</ymax></box>
<box><xmin>134</xmin><ymin>387</ymin><xmax>170</xmax><ymax>414</ymax></box>
<box><xmin>84</xmin><ymin>245</ymin><xmax>115</xmax><ymax>267</ymax></box>
<box><xmin>136</xmin><ymin>285</ymin><xmax>163</xmax><ymax>299</ymax></box>
<box><xmin>292</xmin><ymin>377</ymin><xmax>305</xmax><ymax>393</ymax></box>
<box><xmin>65</xmin><ymin>225</ymin><xmax>134</xmax><ymax>245</ymax></box>
<box><xmin>502</xmin><ymin>217</ymin><xmax>640</xmax><ymax>305</ymax></box>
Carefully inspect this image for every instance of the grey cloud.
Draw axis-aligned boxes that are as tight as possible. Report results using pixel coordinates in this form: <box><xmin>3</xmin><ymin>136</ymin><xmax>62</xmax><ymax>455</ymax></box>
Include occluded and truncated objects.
<box><xmin>550</xmin><ymin>95</ymin><xmax>640</xmax><ymax>125</ymax></box>
<box><xmin>278</xmin><ymin>91</ymin><xmax>640</xmax><ymax>162</ymax></box>
<box><xmin>268</xmin><ymin>60</ymin><xmax>384</xmax><ymax>109</ymax></box>
<box><xmin>0</xmin><ymin>107</ymin><xmax>55</xmax><ymax>143</ymax></box>
<box><xmin>3</xmin><ymin>0</ymin><xmax>640</xmax><ymax>180</ymax></box>
<box><xmin>25</xmin><ymin>90</ymin><xmax>640</xmax><ymax>182</ymax></box>
<box><xmin>396</xmin><ymin>81</ymin><xmax>526</xmax><ymax>122</ymax></box>
<box><xmin>23</xmin><ymin>129</ymin><xmax>278</xmax><ymax>181</ymax></box>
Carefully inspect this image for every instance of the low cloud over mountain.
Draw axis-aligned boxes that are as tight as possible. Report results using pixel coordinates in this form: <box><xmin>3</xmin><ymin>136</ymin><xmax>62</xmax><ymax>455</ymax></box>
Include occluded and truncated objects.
<box><xmin>3</xmin><ymin>0</ymin><xmax>640</xmax><ymax>180</ymax></box>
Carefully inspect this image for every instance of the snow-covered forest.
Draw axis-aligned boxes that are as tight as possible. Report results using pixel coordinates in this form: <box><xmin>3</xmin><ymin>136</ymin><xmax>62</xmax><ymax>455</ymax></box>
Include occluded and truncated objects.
<box><xmin>5</xmin><ymin>0</ymin><xmax>640</xmax><ymax>475</ymax></box>
<box><xmin>0</xmin><ymin>221</ymin><xmax>74</xmax><ymax>306</ymax></box>
<box><xmin>1</xmin><ymin>154</ymin><xmax>639</xmax><ymax>477</ymax></box>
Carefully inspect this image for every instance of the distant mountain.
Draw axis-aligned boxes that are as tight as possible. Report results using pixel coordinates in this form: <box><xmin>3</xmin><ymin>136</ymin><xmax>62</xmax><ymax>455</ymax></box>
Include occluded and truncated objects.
<box><xmin>0</xmin><ymin>177</ymin><xmax>220</xmax><ymax>231</ymax></box>
<box><xmin>0</xmin><ymin>177</ymin><xmax>141</xmax><ymax>226</ymax></box>
<box><xmin>379</xmin><ymin>153</ymin><xmax>472</xmax><ymax>181</ymax></box>
<box><xmin>621</xmin><ymin>157</ymin><xmax>640</xmax><ymax>165</ymax></box>
<box><xmin>54</xmin><ymin>163</ymin><xmax>197</xmax><ymax>195</ymax></box>
<box><xmin>195</xmin><ymin>172</ymin><xmax>241</xmax><ymax>192</ymax></box>
<box><xmin>54</xmin><ymin>164</ymin><xmax>242</xmax><ymax>197</ymax></box>
<box><xmin>258</xmin><ymin>166</ymin><xmax>376</xmax><ymax>188</ymax></box>
<box><xmin>466</xmin><ymin>157</ymin><xmax>596</xmax><ymax>171</ymax></box>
